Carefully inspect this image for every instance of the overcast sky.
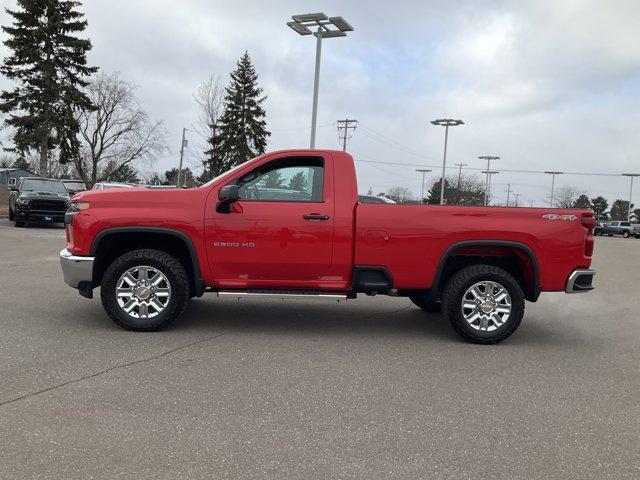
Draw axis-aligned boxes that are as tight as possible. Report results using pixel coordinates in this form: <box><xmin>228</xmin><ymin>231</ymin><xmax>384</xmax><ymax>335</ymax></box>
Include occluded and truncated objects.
<box><xmin>1</xmin><ymin>0</ymin><xmax>639</xmax><ymax>206</ymax></box>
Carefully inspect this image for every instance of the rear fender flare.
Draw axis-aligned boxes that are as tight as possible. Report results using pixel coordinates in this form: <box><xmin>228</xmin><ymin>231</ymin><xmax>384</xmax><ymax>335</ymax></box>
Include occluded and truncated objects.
<box><xmin>431</xmin><ymin>240</ymin><xmax>541</xmax><ymax>301</ymax></box>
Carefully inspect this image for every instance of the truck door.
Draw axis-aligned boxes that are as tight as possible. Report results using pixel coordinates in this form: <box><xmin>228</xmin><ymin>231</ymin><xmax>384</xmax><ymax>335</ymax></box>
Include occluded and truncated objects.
<box><xmin>205</xmin><ymin>155</ymin><xmax>335</xmax><ymax>287</ymax></box>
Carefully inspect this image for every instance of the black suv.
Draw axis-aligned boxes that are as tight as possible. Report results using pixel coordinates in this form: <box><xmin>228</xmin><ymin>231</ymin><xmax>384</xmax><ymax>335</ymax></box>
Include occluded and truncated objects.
<box><xmin>8</xmin><ymin>177</ymin><xmax>70</xmax><ymax>227</ymax></box>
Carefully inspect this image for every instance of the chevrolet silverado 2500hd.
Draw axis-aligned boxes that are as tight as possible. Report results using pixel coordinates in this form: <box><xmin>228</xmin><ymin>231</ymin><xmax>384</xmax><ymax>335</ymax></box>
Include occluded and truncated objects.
<box><xmin>59</xmin><ymin>150</ymin><xmax>596</xmax><ymax>344</ymax></box>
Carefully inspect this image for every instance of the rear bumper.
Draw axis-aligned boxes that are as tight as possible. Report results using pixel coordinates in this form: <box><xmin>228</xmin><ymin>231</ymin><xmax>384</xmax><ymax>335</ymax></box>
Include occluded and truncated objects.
<box><xmin>565</xmin><ymin>268</ymin><xmax>596</xmax><ymax>294</ymax></box>
<box><xmin>60</xmin><ymin>248</ymin><xmax>94</xmax><ymax>289</ymax></box>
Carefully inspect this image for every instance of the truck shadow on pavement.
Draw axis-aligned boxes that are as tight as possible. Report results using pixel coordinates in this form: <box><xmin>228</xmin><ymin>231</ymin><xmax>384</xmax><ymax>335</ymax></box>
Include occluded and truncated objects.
<box><xmin>139</xmin><ymin>297</ymin><xmax>571</xmax><ymax>346</ymax></box>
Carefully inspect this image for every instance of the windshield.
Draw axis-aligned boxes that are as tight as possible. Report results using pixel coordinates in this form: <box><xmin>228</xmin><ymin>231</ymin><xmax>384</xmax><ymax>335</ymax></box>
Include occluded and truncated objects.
<box><xmin>21</xmin><ymin>179</ymin><xmax>67</xmax><ymax>194</ymax></box>
<box><xmin>200</xmin><ymin>158</ymin><xmax>253</xmax><ymax>188</ymax></box>
<box><xmin>63</xmin><ymin>181</ymin><xmax>86</xmax><ymax>190</ymax></box>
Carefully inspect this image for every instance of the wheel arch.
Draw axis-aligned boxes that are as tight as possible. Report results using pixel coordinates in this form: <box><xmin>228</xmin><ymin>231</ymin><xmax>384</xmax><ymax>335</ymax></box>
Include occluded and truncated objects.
<box><xmin>431</xmin><ymin>240</ymin><xmax>541</xmax><ymax>302</ymax></box>
<box><xmin>90</xmin><ymin>227</ymin><xmax>205</xmax><ymax>297</ymax></box>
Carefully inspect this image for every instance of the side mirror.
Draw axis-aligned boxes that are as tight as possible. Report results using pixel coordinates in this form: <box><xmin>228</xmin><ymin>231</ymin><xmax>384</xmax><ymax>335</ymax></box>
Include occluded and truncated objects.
<box><xmin>216</xmin><ymin>184</ymin><xmax>240</xmax><ymax>213</ymax></box>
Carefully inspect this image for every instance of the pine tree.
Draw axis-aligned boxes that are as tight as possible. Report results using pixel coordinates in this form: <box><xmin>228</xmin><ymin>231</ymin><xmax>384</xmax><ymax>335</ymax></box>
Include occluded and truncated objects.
<box><xmin>201</xmin><ymin>120</ymin><xmax>226</xmax><ymax>180</ymax></box>
<box><xmin>0</xmin><ymin>0</ymin><xmax>98</xmax><ymax>176</ymax></box>
<box><xmin>218</xmin><ymin>52</ymin><xmax>270</xmax><ymax>168</ymax></box>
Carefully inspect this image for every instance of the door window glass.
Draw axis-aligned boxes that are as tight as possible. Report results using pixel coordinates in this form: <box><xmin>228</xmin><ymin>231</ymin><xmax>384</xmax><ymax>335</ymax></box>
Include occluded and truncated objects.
<box><xmin>236</xmin><ymin>158</ymin><xmax>324</xmax><ymax>202</ymax></box>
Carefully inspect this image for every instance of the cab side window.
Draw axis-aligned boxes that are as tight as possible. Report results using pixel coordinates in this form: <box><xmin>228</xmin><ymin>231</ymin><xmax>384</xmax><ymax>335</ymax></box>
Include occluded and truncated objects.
<box><xmin>235</xmin><ymin>157</ymin><xmax>324</xmax><ymax>202</ymax></box>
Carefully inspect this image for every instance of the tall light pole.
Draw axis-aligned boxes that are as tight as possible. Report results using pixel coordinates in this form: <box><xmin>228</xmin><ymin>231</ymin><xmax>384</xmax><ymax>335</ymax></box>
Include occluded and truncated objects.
<box><xmin>288</xmin><ymin>13</ymin><xmax>354</xmax><ymax>148</ymax></box>
<box><xmin>544</xmin><ymin>171</ymin><xmax>563</xmax><ymax>207</ymax></box>
<box><xmin>622</xmin><ymin>173</ymin><xmax>640</xmax><ymax>222</ymax></box>
<box><xmin>416</xmin><ymin>169</ymin><xmax>431</xmax><ymax>203</ymax></box>
<box><xmin>478</xmin><ymin>156</ymin><xmax>500</xmax><ymax>206</ymax></box>
<box><xmin>482</xmin><ymin>170</ymin><xmax>499</xmax><ymax>205</ymax></box>
<box><xmin>177</xmin><ymin>127</ymin><xmax>188</xmax><ymax>188</ymax></box>
<box><xmin>431</xmin><ymin>119</ymin><xmax>464</xmax><ymax>205</ymax></box>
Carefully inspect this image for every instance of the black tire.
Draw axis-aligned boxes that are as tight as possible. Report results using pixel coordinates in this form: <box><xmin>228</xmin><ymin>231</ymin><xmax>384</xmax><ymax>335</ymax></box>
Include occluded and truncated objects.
<box><xmin>100</xmin><ymin>249</ymin><xmax>190</xmax><ymax>331</ymax></box>
<box><xmin>8</xmin><ymin>207</ymin><xmax>14</xmax><ymax>221</ymax></box>
<box><xmin>607</xmin><ymin>234</ymin><xmax>613</xmax><ymax>237</ymax></box>
<box><xmin>441</xmin><ymin>265</ymin><xmax>525</xmax><ymax>344</ymax></box>
<box><xmin>410</xmin><ymin>296</ymin><xmax>442</xmax><ymax>313</ymax></box>
<box><xmin>623</xmin><ymin>231</ymin><xmax>630</xmax><ymax>238</ymax></box>
<box><xmin>14</xmin><ymin>218</ymin><xmax>24</xmax><ymax>227</ymax></box>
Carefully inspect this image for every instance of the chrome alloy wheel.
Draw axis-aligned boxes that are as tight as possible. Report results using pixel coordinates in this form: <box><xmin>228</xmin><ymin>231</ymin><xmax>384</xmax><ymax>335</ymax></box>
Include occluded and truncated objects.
<box><xmin>461</xmin><ymin>280</ymin><xmax>512</xmax><ymax>332</ymax></box>
<box><xmin>115</xmin><ymin>266</ymin><xmax>171</xmax><ymax>319</ymax></box>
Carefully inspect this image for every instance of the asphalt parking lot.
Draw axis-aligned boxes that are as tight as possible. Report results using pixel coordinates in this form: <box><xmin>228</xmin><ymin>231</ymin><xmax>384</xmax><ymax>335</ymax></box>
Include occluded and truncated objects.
<box><xmin>0</xmin><ymin>218</ymin><xmax>639</xmax><ymax>479</ymax></box>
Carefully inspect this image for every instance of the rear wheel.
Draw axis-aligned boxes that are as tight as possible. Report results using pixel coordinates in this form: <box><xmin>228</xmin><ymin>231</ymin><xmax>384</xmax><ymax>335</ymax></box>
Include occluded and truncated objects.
<box><xmin>441</xmin><ymin>265</ymin><xmax>525</xmax><ymax>344</ymax></box>
<box><xmin>410</xmin><ymin>296</ymin><xmax>442</xmax><ymax>313</ymax></box>
<box><xmin>623</xmin><ymin>231</ymin><xmax>630</xmax><ymax>238</ymax></box>
<box><xmin>100</xmin><ymin>249</ymin><xmax>190</xmax><ymax>331</ymax></box>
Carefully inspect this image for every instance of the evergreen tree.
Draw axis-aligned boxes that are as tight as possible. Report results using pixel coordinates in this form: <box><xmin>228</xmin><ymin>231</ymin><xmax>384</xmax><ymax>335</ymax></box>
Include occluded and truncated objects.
<box><xmin>11</xmin><ymin>156</ymin><xmax>32</xmax><ymax>172</ymax></box>
<box><xmin>201</xmin><ymin>121</ymin><xmax>226</xmax><ymax>180</ymax></box>
<box><xmin>609</xmin><ymin>199</ymin><xmax>633</xmax><ymax>221</ymax></box>
<box><xmin>590</xmin><ymin>196</ymin><xmax>608</xmax><ymax>219</ymax></box>
<box><xmin>288</xmin><ymin>171</ymin><xmax>308</xmax><ymax>191</ymax></box>
<box><xmin>572</xmin><ymin>194</ymin><xmax>592</xmax><ymax>209</ymax></box>
<box><xmin>218</xmin><ymin>52</ymin><xmax>270</xmax><ymax>168</ymax></box>
<box><xmin>0</xmin><ymin>0</ymin><xmax>97</xmax><ymax>176</ymax></box>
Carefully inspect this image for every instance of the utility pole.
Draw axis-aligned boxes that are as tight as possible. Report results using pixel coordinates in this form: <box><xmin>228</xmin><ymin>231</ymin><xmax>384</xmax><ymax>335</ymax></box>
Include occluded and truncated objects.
<box><xmin>529</xmin><ymin>200</ymin><xmax>534</xmax><ymax>208</ymax></box>
<box><xmin>514</xmin><ymin>193</ymin><xmax>522</xmax><ymax>207</ymax></box>
<box><xmin>622</xmin><ymin>173</ymin><xmax>640</xmax><ymax>222</ymax></box>
<box><xmin>431</xmin><ymin>119</ymin><xmax>464</xmax><ymax>205</ymax></box>
<box><xmin>478</xmin><ymin>156</ymin><xmax>500</xmax><ymax>206</ymax></box>
<box><xmin>415</xmin><ymin>169</ymin><xmax>431</xmax><ymax>203</ymax></box>
<box><xmin>544</xmin><ymin>171</ymin><xmax>563</xmax><ymax>207</ymax></box>
<box><xmin>337</xmin><ymin>119</ymin><xmax>358</xmax><ymax>151</ymax></box>
<box><xmin>505</xmin><ymin>183</ymin><xmax>513</xmax><ymax>206</ymax></box>
<box><xmin>177</xmin><ymin>127</ymin><xmax>188</xmax><ymax>188</ymax></box>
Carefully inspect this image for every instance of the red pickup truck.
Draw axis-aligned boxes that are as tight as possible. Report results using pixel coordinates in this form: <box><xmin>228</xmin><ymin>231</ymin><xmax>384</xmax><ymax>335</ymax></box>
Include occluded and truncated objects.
<box><xmin>60</xmin><ymin>150</ymin><xmax>596</xmax><ymax>344</ymax></box>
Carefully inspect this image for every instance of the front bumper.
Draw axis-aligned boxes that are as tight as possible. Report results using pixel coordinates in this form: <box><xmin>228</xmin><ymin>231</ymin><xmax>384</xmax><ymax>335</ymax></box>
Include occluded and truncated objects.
<box><xmin>16</xmin><ymin>208</ymin><xmax>66</xmax><ymax>223</ymax></box>
<box><xmin>565</xmin><ymin>268</ymin><xmax>596</xmax><ymax>293</ymax></box>
<box><xmin>60</xmin><ymin>248</ymin><xmax>94</xmax><ymax>290</ymax></box>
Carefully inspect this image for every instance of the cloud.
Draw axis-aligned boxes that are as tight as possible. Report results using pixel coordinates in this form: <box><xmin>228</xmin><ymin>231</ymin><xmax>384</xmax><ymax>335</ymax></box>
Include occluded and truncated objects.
<box><xmin>0</xmin><ymin>0</ymin><xmax>639</xmax><ymax>205</ymax></box>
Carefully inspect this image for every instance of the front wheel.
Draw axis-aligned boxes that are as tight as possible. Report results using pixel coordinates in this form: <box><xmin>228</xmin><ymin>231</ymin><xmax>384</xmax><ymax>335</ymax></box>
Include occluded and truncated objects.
<box><xmin>441</xmin><ymin>265</ymin><xmax>525</xmax><ymax>344</ymax></box>
<box><xmin>8</xmin><ymin>207</ymin><xmax>14</xmax><ymax>221</ymax></box>
<box><xmin>100</xmin><ymin>249</ymin><xmax>190</xmax><ymax>331</ymax></box>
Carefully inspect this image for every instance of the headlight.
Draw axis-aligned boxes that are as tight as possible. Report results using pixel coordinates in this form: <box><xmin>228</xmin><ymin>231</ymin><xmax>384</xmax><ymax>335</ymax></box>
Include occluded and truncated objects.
<box><xmin>68</xmin><ymin>201</ymin><xmax>90</xmax><ymax>212</ymax></box>
<box><xmin>16</xmin><ymin>197</ymin><xmax>29</xmax><ymax>207</ymax></box>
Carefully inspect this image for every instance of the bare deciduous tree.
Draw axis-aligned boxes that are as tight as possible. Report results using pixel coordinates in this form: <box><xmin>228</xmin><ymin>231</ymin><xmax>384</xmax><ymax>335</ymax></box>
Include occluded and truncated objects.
<box><xmin>193</xmin><ymin>75</ymin><xmax>225</xmax><ymax>181</ymax></box>
<box><xmin>74</xmin><ymin>72</ymin><xmax>166</xmax><ymax>187</ymax></box>
<box><xmin>386</xmin><ymin>186</ymin><xmax>415</xmax><ymax>203</ymax></box>
<box><xmin>550</xmin><ymin>186</ymin><xmax>583</xmax><ymax>208</ymax></box>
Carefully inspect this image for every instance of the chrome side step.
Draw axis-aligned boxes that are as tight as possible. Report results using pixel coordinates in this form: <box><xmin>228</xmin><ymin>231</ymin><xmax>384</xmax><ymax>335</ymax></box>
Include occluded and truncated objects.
<box><xmin>216</xmin><ymin>291</ymin><xmax>347</xmax><ymax>302</ymax></box>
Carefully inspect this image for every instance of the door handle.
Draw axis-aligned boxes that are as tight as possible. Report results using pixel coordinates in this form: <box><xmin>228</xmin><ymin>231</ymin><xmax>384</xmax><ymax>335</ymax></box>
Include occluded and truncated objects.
<box><xmin>303</xmin><ymin>213</ymin><xmax>330</xmax><ymax>221</ymax></box>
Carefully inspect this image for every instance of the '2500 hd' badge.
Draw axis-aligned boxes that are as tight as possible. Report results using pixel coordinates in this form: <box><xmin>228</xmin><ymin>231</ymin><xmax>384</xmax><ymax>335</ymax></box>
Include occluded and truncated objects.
<box><xmin>214</xmin><ymin>242</ymin><xmax>255</xmax><ymax>248</ymax></box>
<box><xmin>542</xmin><ymin>213</ymin><xmax>577</xmax><ymax>221</ymax></box>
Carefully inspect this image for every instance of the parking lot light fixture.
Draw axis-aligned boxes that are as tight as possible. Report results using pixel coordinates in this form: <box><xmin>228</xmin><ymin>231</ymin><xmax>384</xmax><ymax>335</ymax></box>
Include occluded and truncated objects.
<box><xmin>478</xmin><ymin>156</ymin><xmax>500</xmax><ymax>206</ymax></box>
<box><xmin>622</xmin><ymin>173</ymin><xmax>640</xmax><ymax>222</ymax></box>
<box><xmin>431</xmin><ymin>119</ymin><xmax>464</xmax><ymax>205</ymax></box>
<box><xmin>288</xmin><ymin>13</ymin><xmax>354</xmax><ymax>149</ymax></box>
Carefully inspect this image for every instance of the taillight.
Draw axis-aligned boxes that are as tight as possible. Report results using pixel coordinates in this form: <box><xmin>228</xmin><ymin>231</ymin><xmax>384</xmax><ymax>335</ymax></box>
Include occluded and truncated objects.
<box><xmin>581</xmin><ymin>213</ymin><xmax>595</xmax><ymax>256</ymax></box>
<box><xmin>581</xmin><ymin>213</ymin><xmax>595</xmax><ymax>232</ymax></box>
